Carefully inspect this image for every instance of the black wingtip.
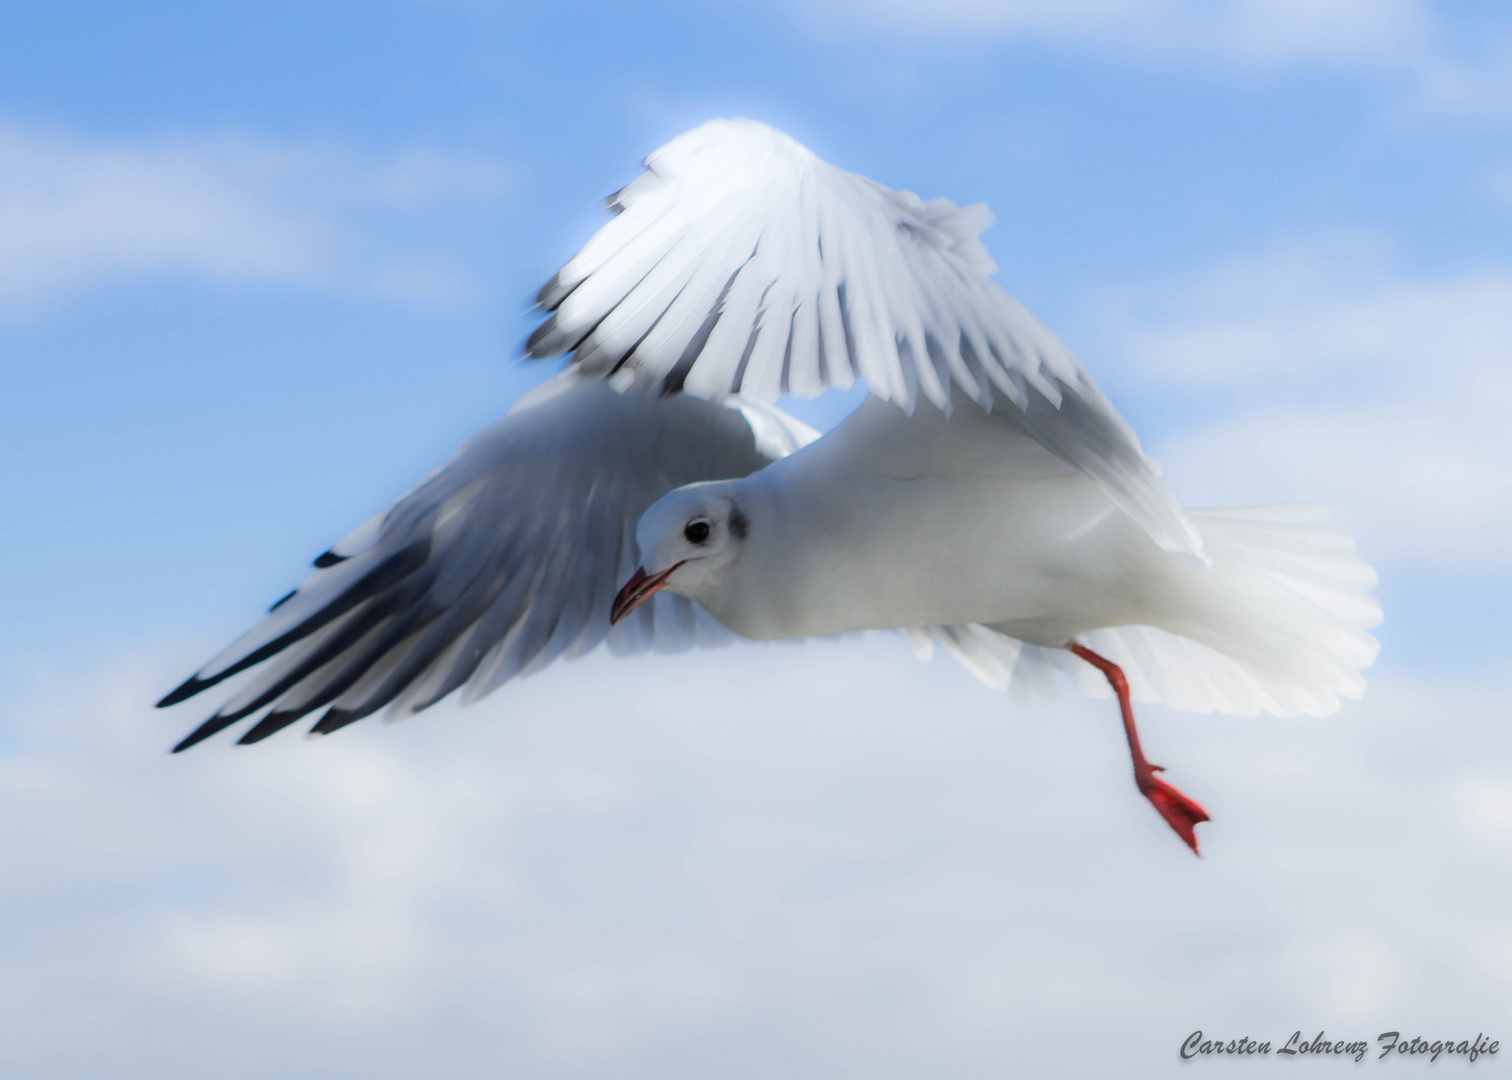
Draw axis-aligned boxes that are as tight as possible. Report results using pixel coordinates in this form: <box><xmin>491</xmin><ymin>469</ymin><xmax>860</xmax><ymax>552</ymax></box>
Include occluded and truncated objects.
<box><xmin>237</xmin><ymin>710</ymin><xmax>303</xmax><ymax>745</ymax></box>
<box><xmin>269</xmin><ymin>588</ymin><xmax>297</xmax><ymax>612</ymax></box>
<box><xmin>309</xmin><ymin>707</ymin><xmax>367</xmax><ymax>737</ymax></box>
<box><xmin>171</xmin><ymin>712</ymin><xmax>240</xmax><ymax>753</ymax></box>
<box><xmin>524</xmin><ymin>315</ymin><xmax>558</xmax><ymax>358</ymax></box>
<box><xmin>313</xmin><ymin>550</ymin><xmax>347</xmax><ymax>569</ymax></box>
<box><xmin>534</xmin><ymin>273</ymin><xmax>560</xmax><ymax>310</ymax></box>
<box><xmin>157</xmin><ymin>676</ymin><xmax>209</xmax><ymax>709</ymax></box>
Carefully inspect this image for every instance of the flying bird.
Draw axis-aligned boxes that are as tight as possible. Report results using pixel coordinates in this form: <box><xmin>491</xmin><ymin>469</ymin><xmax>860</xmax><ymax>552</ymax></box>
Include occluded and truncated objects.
<box><xmin>159</xmin><ymin>119</ymin><xmax>1381</xmax><ymax>854</ymax></box>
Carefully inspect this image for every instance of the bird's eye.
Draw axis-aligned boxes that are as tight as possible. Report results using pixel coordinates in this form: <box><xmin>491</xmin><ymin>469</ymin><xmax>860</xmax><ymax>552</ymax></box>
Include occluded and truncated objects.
<box><xmin>684</xmin><ymin>519</ymin><xmax>712</xmax><ymax>544</ymax></box>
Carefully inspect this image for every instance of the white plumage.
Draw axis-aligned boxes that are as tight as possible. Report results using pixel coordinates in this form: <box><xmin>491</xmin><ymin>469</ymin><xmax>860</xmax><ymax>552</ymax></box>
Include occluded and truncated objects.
<box><xmin>530</xmin><ymin>118</ymin><xmax>1203</xmax><ymax>559</ymax></box>
<box><xmin>623</xmin><ymin>388</ymin><xmax>1378</xmax><ymax>720</ymax></box>
<box><xmin>161</xmin><ymin>119</ymin><xmax>1381</xmax><ymax>853</ymax></box>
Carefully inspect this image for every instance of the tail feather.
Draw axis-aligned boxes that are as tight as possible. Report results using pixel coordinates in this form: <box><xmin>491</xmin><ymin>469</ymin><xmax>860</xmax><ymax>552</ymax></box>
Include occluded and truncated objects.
<box><xmin>1089</xmin><ymin>505</ymin><xmax>1379</xmax><ymax>717</ymax></box>
<box><xmin>927</xmin><ymin>504</ymin><xmax>1381</xmax><ymax>719</ymax></box>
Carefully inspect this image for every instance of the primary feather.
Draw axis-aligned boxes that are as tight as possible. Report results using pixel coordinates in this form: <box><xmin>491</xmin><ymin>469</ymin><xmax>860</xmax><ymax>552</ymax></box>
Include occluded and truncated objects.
<box><xmin>527</xmin><ymin>118</ymin><xmax>1205</xmax><ymax>561</ymax></box>
<box><xmin>159</xmin><ymin>372</ymin><xmax>817</xmax><ymax>749</ymax></box>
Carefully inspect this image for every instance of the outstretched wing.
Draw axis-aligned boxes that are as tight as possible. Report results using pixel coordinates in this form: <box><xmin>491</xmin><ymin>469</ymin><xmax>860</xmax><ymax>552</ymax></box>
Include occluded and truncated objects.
<box><xmin>527</xmin><ymin>118</ymin><xmax>1203</xmax><ymax>560</ymax></box>
<box><xmin>158</xmin><ymin>371</ymin><xmax>817</xmax><ymax>750</ymax></box>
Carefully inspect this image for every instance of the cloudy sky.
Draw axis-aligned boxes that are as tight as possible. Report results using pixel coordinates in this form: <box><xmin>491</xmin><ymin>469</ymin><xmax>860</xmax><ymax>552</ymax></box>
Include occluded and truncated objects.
<box><xmin>3</xmin><ymin>1</ymin><xmax>1511</xmax><ymax>1076</ymax></box>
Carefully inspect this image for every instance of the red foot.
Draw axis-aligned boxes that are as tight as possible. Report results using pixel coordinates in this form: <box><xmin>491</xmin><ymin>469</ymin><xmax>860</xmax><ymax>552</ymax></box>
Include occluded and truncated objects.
<box><xmin>1136</xmin><ymin>766</ymin><xmax>1211</xmax><ymax>855</ymax></box>
<box><xmin>1069</xmin><ymin>644</ymin><xmax>1211</xmax><ymax>855</ymax></box>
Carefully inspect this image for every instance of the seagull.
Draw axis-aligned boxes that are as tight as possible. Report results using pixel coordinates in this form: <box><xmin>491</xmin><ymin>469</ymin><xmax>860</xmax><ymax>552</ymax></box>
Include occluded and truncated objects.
<box><xmin>159</xmin><ymin>119</ymin><xmax>1381</xmax><ymax>854</ymax></box>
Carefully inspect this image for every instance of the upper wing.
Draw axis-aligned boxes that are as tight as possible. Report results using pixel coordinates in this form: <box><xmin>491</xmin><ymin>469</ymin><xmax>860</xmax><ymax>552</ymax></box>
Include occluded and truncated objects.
<box><xmin>526</xmin><ymin>118</ymin><xmax>1203</xmax><ymax>559</ymax></box>
<box><xmin>158</xmin><ymin>371</ymin><xmax>818</xmax><ymax>750</ymax></box>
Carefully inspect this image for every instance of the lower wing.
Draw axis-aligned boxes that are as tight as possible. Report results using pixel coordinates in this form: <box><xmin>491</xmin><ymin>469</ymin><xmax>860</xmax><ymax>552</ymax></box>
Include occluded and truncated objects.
<box><xmin>158</xmin><ymin>371</ymin><xmax>817</xmax><ymax>749</ymax></box>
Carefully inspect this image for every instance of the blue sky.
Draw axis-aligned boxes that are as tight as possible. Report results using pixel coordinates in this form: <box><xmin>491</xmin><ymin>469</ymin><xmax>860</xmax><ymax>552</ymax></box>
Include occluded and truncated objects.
<box><xmin>4</xmin><ymin>0</ymin><xmax>1511</xmax><ymax>668</ymax></box>
<box><xmin>3</xmin><ymin>1</ymin><xmax>1512</xmax><ymax>1076</ymax></box>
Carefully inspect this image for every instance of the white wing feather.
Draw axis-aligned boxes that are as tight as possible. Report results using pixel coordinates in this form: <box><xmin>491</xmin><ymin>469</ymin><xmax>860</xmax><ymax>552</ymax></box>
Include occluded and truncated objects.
<box><xmin>528</xmin><ymin>119</ymin><xmax>1204</xmax><ymax>559</ymax></box>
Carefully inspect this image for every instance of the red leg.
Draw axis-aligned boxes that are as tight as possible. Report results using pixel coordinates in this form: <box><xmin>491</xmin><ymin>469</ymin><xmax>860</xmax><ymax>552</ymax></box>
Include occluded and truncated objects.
<box><xmin>1069</xmin><ymin>643</ymin><xmax>1210</xmax><ymax>855</ymax></box>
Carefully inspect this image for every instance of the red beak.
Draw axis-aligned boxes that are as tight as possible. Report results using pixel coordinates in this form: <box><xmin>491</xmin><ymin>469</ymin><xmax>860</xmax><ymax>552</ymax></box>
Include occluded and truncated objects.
<box><xmin>610</xmin><ymin>563</ymin><xmax>683</xmax><ymax>625</ymax></box>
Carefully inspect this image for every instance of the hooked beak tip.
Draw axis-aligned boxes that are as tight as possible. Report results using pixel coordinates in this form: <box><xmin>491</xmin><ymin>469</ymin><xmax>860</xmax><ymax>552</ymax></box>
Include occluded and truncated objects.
<box><xmin>610</xmin><ymin>564</ymin><xmax>679</xmax><ymax>625</ymax></box>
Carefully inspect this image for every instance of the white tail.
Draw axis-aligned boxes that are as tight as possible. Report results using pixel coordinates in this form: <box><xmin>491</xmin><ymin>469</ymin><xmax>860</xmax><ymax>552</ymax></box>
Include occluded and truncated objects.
<box><xmin>921</xmin><ymin>505</ymin><xmax>1381</xmax><ymax>718</ymax></box>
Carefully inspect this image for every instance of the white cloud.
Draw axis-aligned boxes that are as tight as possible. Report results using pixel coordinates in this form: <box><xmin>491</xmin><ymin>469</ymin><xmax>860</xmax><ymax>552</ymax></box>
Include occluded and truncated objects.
<box><xmin>794</xmin><ymin>0</ymin><xmax>1431</xmax><ymax>70</ymax></box>
<box><xmin>1481</xmin><ymin>158</ymin><xmax>1512</xmax><ymax>208</ymax></box>
<box><xmin>787</xmin><ymin>0</ymin><xmax>1512</xmax><ymax>122</ymax></box>
<box><xmin>0</xmin><ymin>121</ymin><xmax>509</xmax><ymax>316</ymax></box>
<box><xmin>1117</xmin><ymin>237</ymin><xmax>1512</xmax><ymax>569</ymax></box>
<box><xmin>1454</xmin><ymin>776</ymin><xmax>1512</xmax><ymax>852</ymax></box>
<box><xmin>1156</xmin><ymin>402</ymin><xmax>1512</xmax><ymax>569</ymax></box>
<box><xmin>1392</xmin><ymin>37</ymin><xmax>1512</xmax><ymax>122</ymax></box>
<box><xmin>2</xmin><ymin>638</ymin><xmax>1510</xmax><ymax>1077</ymax></box>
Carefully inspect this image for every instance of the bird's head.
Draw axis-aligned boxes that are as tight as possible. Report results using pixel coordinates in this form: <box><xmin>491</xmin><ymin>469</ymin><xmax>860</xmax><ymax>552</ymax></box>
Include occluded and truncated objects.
<box><xmin>611</xmin><ymin>482</ymin><xmax>750</xmax><ymax>624</ymax></box>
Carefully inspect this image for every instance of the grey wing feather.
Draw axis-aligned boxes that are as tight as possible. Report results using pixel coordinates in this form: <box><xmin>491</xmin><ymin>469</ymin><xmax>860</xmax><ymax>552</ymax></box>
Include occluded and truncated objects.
<box><xmin>526</xmin><ymin>119</ymin><xmax>1203</xmax><ymax>560</ymax></box>
<box><xmin>158</xmin><ymin>371</ymin><xmax>815</xmax><ymax>750</ymax></box>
